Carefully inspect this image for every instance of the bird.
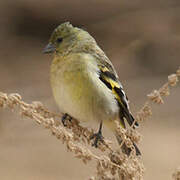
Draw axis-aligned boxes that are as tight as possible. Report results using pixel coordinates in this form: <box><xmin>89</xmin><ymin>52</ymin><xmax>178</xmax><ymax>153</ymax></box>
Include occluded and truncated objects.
<box><xmin>43</xmin><ymin>22</ymin><xmax>141</xmax><ymax>156</ymax></box>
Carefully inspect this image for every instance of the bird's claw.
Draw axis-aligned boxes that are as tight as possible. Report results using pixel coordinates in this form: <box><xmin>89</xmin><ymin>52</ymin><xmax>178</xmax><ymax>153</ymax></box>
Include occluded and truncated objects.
<box><xmin>61</xmin><ymin>113</ymin><xmax>72</xmax><ymax>126</ymax></box>
<box><xmin>90</xmin><ymin>131</ymin><xmax>104</xmax><ymax>148</ymax></box>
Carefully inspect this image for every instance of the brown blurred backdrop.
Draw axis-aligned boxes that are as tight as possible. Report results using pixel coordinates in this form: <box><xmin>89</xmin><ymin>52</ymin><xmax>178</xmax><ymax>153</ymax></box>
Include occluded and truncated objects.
<box><xmin>0</xmin><ymin>0</ymin><xmax>180</xmax><ymax>179</ymax></box>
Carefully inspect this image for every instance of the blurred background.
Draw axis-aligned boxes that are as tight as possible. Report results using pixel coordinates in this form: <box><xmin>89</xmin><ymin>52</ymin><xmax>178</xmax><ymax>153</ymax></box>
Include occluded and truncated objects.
<box><xmin>0</xmin><ymin>0</ymin><xmax>180</xmax><ymax>179</ymax></box>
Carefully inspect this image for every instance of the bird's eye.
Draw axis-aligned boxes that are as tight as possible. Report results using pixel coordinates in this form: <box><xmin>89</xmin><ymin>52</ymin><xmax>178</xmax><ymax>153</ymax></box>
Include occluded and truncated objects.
<box><xmin>56</xmin><ymin>37</ymin><xmax>63</xmax><ymax>43</ymax></box>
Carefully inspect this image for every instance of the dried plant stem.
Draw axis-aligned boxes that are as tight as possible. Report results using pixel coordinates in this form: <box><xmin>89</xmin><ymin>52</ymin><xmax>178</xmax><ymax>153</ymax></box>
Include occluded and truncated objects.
<box><xmin>0</xmin><ymin>66</ymin><xmax>179</xmax><ymax>180</ymax></box>
<box><xmin>137</xmin><ymin>67</ymin><xmax>179</xmax><ymax>122</ymax></box>
<box><xmin>116</xmin><ymin>66</ymin><xmax>180</xmax><ymax>168</ymax></box>
<box><xmin>29</xmin><ymin>100</ymin><xmax>113</xmax><ymax>152</ymax></box>
<box><xmin>0</xmin><ymin>92</ymin><xmax>142</xmax><ymax>179</ymax></box>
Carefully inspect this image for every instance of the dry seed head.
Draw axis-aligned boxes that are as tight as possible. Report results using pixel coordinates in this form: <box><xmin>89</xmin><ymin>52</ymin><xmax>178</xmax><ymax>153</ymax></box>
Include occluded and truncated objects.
<box><xmin>6</xmin><ymin>93</ymin><xmax>21</xmax><ymax>108</ymax></box>
<box><xmin>168</xmin><ymin>74</ymin><xmax>178</xmax><ymax>86</ymax></box>
<box><xmin>147</xmin><ymin>90</ymin><xmax>164</xmax><ymax>104</ymax></box>
<box><xmin>176</xmin><ymin>67</ymin><xmax>180</xmax><ymax>76</ymax></box>
<box><xmin>109</xmin><ymin>151</ymin><xmax>126</xmax><ymax>165</ymax></box>
<box><xmin>136</xmin><ymin>103</ymin><xmax>152</xmax><ymax>122</ymax></box>
<box><xmin>159</xmin><ymin>83</ymin><xmax>170</xmax><ymax>96</ymax></box>
<box><xmin>32</xmin><ymin>101</ymin><xmax>43</xmax><ymax>108</ymax></box>
<box><xmin>89</xmin><ymin>177</ymin><xmax>95</xmax><ymax>180</ymax></box>
<box><xmin>0</xmin><ymin>92</ymin><xmax>8</xmax><ymax>107</ymax></box>
<box><xmin>126</xmin><ymin>129</ymin><xmax>142</xmax><ymax>144</ymax></box>
<box><xmin>172</xmin><ymin>167</ymin><xmax>180</xmax><ymax>180</ymax></box>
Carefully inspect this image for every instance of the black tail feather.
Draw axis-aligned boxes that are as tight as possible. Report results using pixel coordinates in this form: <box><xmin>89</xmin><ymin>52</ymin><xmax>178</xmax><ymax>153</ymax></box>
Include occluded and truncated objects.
<box><xmin>118</xmin><ymin>102</ymin><xmax>139</xmax><ymax>128</ymax></box>
<box><xmin>115</xmin><ymin>133</ymin><xmax>141</xmax><ymax>156</ymax></box>
<box><xmin>126</xmin><ymin>113</ymin><xmax>139</xmax><ymax>128</ymax></box>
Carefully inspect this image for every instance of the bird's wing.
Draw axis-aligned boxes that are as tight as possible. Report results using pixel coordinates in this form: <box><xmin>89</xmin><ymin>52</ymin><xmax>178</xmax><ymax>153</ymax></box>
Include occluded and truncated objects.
<box><xmin>98</xmin><ymin>63</ymin><xmax>138</xmax><ymax>128</ymax></box>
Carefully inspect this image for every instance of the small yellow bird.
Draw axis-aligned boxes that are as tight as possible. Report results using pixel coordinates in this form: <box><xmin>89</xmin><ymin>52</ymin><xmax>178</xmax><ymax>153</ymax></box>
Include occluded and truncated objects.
<box><xmin>43</xmin><ymin>22</ymin><xmax>140</xmax><ymax>155</ymax></box>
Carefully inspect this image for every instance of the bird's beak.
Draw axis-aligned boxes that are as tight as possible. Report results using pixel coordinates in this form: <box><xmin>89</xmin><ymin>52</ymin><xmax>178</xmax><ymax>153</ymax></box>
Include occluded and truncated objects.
<box><xmin>43</xmin><ymin>43</ymin><xmax>55</xmax><ymax>54</ymax></box>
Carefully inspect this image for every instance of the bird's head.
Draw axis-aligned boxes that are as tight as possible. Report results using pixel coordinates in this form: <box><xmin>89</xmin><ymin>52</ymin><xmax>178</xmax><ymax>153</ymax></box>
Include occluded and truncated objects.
<box><xmin>43</xmin><ymin>22</ymin><xmax>80</xmax><ymax>54</ymax></box>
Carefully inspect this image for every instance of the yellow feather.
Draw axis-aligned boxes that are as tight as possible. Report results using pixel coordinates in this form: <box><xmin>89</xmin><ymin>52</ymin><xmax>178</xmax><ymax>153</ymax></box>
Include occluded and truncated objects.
<box><xmin>102</xmin><ymin>75</ymin><xmax>124</xmax><ymax>107</ymax></box>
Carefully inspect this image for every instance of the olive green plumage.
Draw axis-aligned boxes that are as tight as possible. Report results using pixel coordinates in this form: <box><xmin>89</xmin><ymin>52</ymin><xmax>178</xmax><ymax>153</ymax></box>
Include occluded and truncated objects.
<box><xmin>43</xmin><ymin>22</ymin><xmax>140</xmax><ymax>156</ymax></box>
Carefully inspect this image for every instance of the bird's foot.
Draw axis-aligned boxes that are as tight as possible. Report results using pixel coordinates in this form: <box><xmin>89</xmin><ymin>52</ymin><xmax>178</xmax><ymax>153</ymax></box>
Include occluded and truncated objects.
<box><xmin>90</xmin><ymin>131</ymin><xmax>104</xmax><ymax>148</ymax></box>
<box><xmin>61</xmin><ymin>113</ymin><xmax>72</xmax><ymax>126</ymax></box>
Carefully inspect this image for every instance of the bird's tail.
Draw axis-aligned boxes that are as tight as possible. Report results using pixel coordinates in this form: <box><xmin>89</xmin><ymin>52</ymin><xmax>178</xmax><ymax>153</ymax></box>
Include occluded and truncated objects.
<box><xmin>115</xmin><ymin>133</ymin><xmax>141</xmax><ymax>156</ymax></box>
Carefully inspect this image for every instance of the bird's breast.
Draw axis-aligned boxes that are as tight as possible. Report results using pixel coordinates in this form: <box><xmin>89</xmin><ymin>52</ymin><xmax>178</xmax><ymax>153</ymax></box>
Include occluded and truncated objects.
<box><xmin>50</xmin><ymin>53</ymin><xmax>119</xmax><ymax>123</ymax></box>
